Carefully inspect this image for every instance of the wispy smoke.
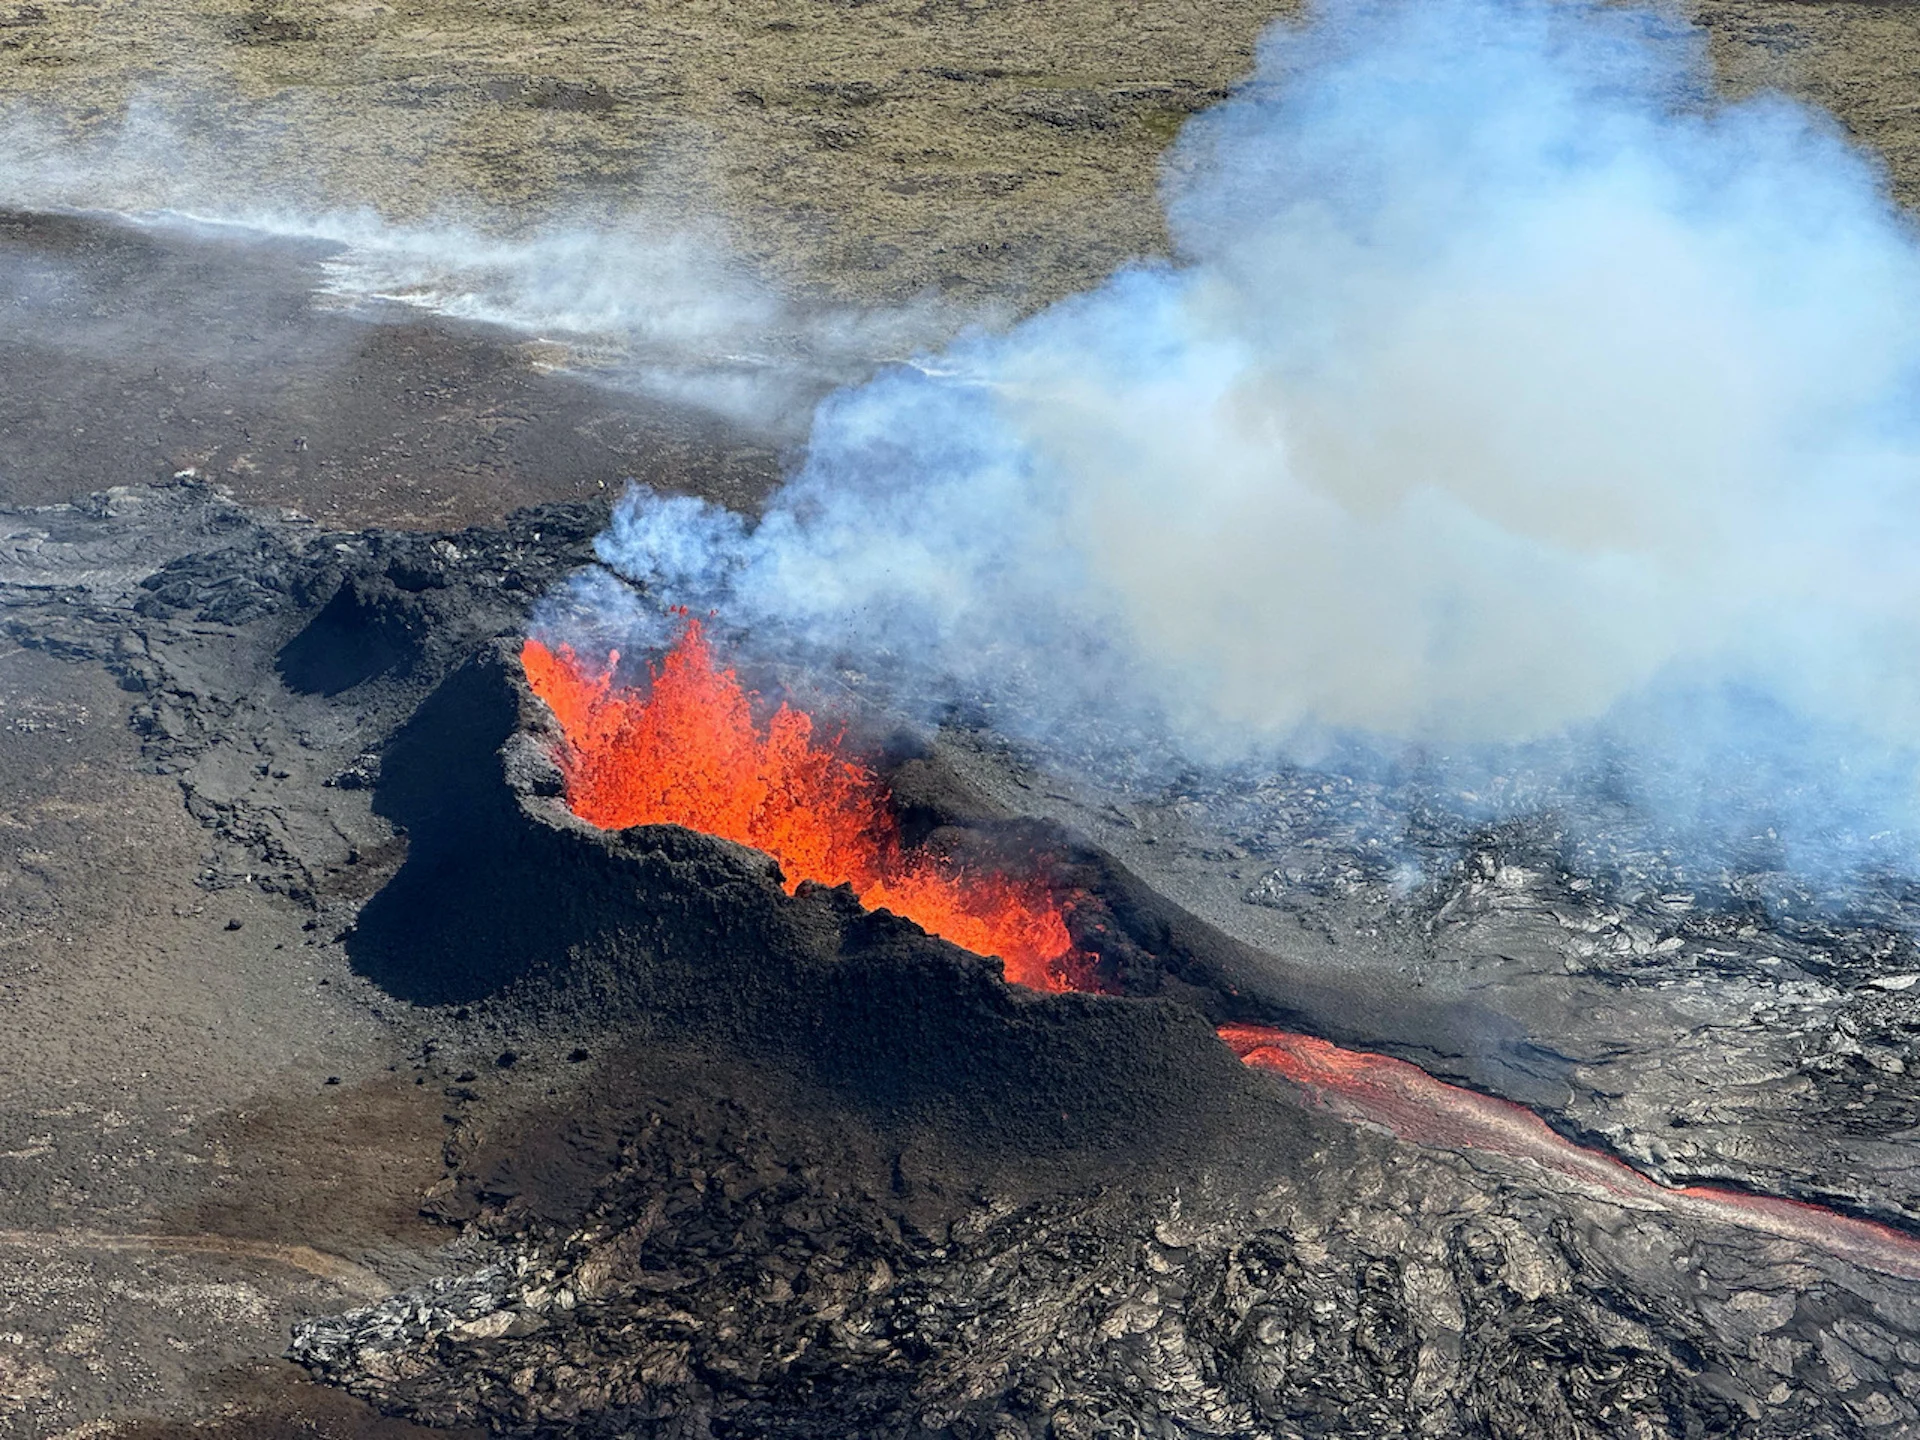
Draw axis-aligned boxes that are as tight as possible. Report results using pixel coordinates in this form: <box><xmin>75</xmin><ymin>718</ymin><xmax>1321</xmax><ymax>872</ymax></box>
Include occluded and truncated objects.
<box><xmin>575</xmin><ymin>0</ymin><xmax>1920</xmax><ymax>881</ymax></box>
<box><xmin>0</xmin><ymin>101</ymin><xmax>963</xmax><ymax>436</ymax></box>
<box><xmin>210</xmin><ymin>210</ymin><xmax>961</xmax><ymax>436</ymax></box>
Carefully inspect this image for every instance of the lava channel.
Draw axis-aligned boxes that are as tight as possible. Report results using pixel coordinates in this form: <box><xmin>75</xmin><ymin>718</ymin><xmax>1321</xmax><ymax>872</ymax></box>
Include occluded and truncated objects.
<box><xmin>1222</xmin><ymin>1024</ymin><xmax>1920</xmax><ymax>1281</ymax></box>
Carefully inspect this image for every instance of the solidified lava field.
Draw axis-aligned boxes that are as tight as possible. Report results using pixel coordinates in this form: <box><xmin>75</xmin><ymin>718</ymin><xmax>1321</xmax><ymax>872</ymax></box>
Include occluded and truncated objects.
<box><xmin>10</xmin><ymin>5</ymin><xmax>1920</xmax><ymax>1440</ymax></box>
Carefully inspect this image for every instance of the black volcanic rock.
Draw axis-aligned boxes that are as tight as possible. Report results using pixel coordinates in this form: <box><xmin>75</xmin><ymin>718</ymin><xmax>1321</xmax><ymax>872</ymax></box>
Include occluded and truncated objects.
<box><xmin>291</xmin><ymin>1028</ymin><xmax>1920</xmax><ymax>1440</ymax></box>
<box><xmin>346</xmin><ymin>639</ymin><xmax>1271</xmax><ymax>1167</ymax></box>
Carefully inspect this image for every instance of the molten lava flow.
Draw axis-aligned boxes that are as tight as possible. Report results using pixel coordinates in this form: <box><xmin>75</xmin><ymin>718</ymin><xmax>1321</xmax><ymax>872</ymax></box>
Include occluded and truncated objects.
<box><xmin>1220</xmin><ymin>1023</ymin><xmax>1920</xmax><ymax>1281</ymax></box>
<box><xmin>521</xmin><ymin>621</ymin><xmax>1078</xmax><ymax>990</ymax></box>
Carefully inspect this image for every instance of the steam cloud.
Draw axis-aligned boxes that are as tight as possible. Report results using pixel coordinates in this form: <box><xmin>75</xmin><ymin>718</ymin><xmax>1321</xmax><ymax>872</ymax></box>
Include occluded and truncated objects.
<box><xmin>574</xmin><ymin>0</ymin><xmax>1920</xmax><ymax>882</ymax></box>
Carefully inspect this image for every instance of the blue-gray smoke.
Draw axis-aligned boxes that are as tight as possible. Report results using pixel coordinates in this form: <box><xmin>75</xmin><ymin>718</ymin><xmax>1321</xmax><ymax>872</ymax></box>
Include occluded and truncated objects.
<box><xmin>574</xmin><ymin>0</ymin><xmax>1920</xmax><ymax>889</ymax></box>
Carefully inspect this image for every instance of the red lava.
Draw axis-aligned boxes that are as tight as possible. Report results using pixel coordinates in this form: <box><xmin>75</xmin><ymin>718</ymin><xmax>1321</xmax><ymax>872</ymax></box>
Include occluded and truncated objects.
<box><xmin>522</xmin><ymin>618</ymin><xmax>1083</xmax><ymax>991</ymax></box>
<box><xmin>1220</xmin><ymin>1023</ymin><xmax>1920</xmax><ymax>1282</ymax></box>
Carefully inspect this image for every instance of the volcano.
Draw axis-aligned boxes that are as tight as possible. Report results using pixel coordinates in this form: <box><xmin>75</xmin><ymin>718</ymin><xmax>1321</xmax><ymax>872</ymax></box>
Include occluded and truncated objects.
<box><xmin>306</xmin><ymin>594</ymin><xmax>1920</xmax><ymax>1435</ymax></box>
<box><xmin>10</xmin><ymin>0</ymin><xmax>1920</xmax><ymax>1432</ymax></box>
<box><xmin>4</xmin><ymin>477</ymin><xmax>1920</xmax><ymax>1436</ymax></box>
<box><xmin>513</xmin><ymin>615</ymin><xmax>1920</xmax><ymax>1283</ymax></box>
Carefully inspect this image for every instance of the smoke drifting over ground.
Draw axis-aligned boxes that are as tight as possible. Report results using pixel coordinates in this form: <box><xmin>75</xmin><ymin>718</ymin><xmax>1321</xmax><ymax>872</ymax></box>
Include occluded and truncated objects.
<box><xmin>0</xmin><ymin>104</ymin><xmax>961</xmax><ymax>438</ymax></box>
<box><xmin>240</xmin><ymin>210</ymin><xmax>959</xmax><ymax>436</ymax></box>
<box><xmin>566</xmin><ymin>0</ymin><xmax>1920</xmax><ymax>886</ymax></box>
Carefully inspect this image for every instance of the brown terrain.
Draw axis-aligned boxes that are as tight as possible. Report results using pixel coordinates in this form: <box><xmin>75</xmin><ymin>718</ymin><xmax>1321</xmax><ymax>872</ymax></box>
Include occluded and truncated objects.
<box><xmin>2</xmin><ymin>2</ymin><xmax>1920</xmax><ymax>1437</ymax></box>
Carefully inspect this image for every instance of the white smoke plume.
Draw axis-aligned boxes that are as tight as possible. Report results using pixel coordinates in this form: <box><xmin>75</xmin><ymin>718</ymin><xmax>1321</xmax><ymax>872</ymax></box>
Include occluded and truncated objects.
<box><xmin>577</xmin><ymin>0</ymin><xmax>1920</xmax><ymax>881</ymax></box>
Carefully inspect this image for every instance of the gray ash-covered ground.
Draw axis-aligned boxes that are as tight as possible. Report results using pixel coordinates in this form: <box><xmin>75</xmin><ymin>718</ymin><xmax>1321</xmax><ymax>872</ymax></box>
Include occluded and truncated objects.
<box><xmin>6</xmin><ymin>478</ymin><xmax>1920</xmax><ymax>1436</ymax></box>
<box><xmin>0</xmin><ymin>209</ymin><xmax>783</xmax><ymax>529</ymax></box>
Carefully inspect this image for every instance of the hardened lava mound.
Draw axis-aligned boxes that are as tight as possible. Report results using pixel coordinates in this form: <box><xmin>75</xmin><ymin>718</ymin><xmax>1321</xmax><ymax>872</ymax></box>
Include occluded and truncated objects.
<box><xmin>341</xmin><ymin>635</ymin><xmax>1281</xmax><ymax>1166</ymax></box>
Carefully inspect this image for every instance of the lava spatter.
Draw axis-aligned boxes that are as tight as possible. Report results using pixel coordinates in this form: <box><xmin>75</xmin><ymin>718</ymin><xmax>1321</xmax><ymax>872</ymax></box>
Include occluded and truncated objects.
<box><xmin>521</xmin><ymin>619</ymin><xmax>1080</xmax><ymax>990</ymax></box>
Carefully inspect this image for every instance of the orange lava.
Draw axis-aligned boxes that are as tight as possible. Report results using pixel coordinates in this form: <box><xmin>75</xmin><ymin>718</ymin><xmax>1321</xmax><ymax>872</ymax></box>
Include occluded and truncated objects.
<box><xmin>521</xmin><ymin>620</ymin><xmax>1079</xmax><ymax>990</ymax></box>
<box><xmin>1221</xmin><ymin>1022</ymin><xmax>1920</xmax><ymax>1281</ymax></box>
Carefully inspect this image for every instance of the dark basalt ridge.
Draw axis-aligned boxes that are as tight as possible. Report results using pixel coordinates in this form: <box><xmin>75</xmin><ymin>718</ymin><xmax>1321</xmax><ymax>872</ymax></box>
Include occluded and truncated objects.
<box><xmin>344</xmin><ymin>640</ymin><xmax>1275</xmax><ymax>1170</ymax></box>
<box><xmin>351</xmin><ymin>641</ymin><xmax>1559</xmax><ymax>1105</ymax></box>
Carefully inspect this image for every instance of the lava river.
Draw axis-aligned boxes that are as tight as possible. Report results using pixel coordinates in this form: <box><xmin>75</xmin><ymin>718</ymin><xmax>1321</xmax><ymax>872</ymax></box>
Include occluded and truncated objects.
<box><xmin>523</xmin><ymin>622</ymin><xmax>1920</xmax><ymax>1283</ymax></box>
